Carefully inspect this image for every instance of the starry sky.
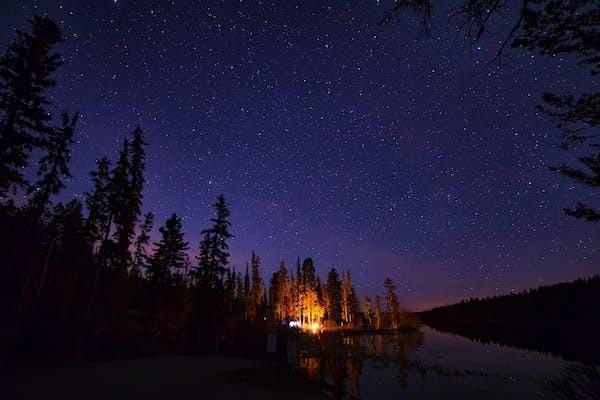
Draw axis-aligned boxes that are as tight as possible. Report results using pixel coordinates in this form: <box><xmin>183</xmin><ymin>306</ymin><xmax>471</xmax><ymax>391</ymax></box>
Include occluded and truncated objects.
<box><xmin>2</xmin><ymin>1</ymin><xmax>598</xmax><ymax>310</ymax></box>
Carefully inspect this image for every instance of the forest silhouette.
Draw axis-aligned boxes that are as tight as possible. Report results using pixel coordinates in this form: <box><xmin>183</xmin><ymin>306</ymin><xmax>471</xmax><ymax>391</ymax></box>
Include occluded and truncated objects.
<box><xmin>421</xmin><ymin>276</ymin><xmax>600</xmax><ymax>365</ymax></box>
<box><xmin>0</xmin><ymin>17</ymin><xmax>419</xmax><ymax>362</ymax></box>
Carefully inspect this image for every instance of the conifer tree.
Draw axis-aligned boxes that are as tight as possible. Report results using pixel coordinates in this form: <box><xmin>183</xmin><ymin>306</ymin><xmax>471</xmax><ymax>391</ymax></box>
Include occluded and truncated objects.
<box><xmin>192</xmin><ymin>232</ymin><xmax>212</xmax><ymax>286</ymax></box>
<box><xmin>48</xmin><ymin>199</ymin><xmax>91</xmax><ymax>269</ymax></box>
<box><xmin>243</xmin><ymin>263</ymin><xmax>250</xmax><ymax>319</ymax></box>
<box><xmin>35</xmin><ymin>199</ymin><xmax>91</xmax><ymax>303</ymax></box>
<box><xmin>235</xmin><ymin>272</ymin><xmax>243</xmax><ymax>297</ymax></box>
<box><xmin>374</xmin><ymin>295</ymin><xmax>383</xmax><ymax>330</ymax></box>
<box><xmin>224</xmin><ymin>268</ymin><xmax>236</xmax><ymax>313</ymax></box>
<box><xmin>301</xmin><ymin>257</ymin><xmax>317</xmax><ymax>291</ymax></box>
<box><xmin>384</xmin><ymin>277</ymin><xmax>401</xmax><ymax>330</ymax></box>
<box><xmin>289</xmin><ymin>271</ymin><xmax>298</xmax><ymax>321</ymax></box>
<box><xmin>84</xmin><ymin>157</ymin><xmax>112</xmax><ymax>245</ymax></box>
<box><xmin>131</xmin><ymin>212</ymin><xmax>153</xmax><ymax>277</ymax></box>
<box><xmin>27</xmin><ymin>111</ymin><xmax>77</xmax><ymax>220</ymax></box>
<box><xmin>110</xmin><ymin>138</ymin><xmax>133</xmax><ymax>272</ymax></box>
<box><xmin>295</xmin><ymin>257</ymin><xmax>301</xmax><ymax>288</ymax></box>
<box><xmin>196</xmin><ymin>195</ymin><xmax>233</xmax><ymax>288</ymax></box>
<box><xmin>268</xmin><ymin>271</ymin><xmax>278</xmax><ymax>319</ymax></box>
<box><xmin>316</xmin><ymin>276</ymin><xmax>323</xmax><ymax>304</ymax></box>
<box><xmin>341</xmin><ymin>270</ymin><xmax>358</xmax><ymax>324</ymax></box>
<box><xmin>128</xmin><ymin>126</ymin><xmax>146</xmax><ymax>218</ymax></box>
<box><xmin>347</xmin><ymin>283</ymin><xmax>359</xmax><ymax>325</ymax></box>
<box><xmin>147</xmin><ymin>213</ymin><xmax>189</xmax><ymax>285</ymax></box>
<box><xmin>363</xmin><ymin>296</ymin><xmax>373</xmax><ymax>326</ymax></box>
<box><xmin>0</xmin><ymin>16</ymin><xmax>63</xmax><ymax>195</ymax></box>
<box><xmin>247</xmin><ymin>251</ymin><xmax>264</xmax><ymax>321</ymax></box>
<box><xmin>270</xmin><ymin>261</ymin><xmax>290</xmax><ymax>321</ymax></box>
<box><xmin>243</xmin><ymin>262</ymin><xmax>250</xmax><ymax>297</ymax></box>
<box><xmin>325</xmin><ymin>268</ymin><xmax>342</xmax><ymax>323</ymax></box>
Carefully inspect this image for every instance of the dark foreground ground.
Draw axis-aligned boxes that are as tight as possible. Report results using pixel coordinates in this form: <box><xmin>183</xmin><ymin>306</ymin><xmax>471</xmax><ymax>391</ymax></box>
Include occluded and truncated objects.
<box><xmin>0</xmin><ymin>356</ymin><xmax>324</xmax><ymax>400</ymax></box>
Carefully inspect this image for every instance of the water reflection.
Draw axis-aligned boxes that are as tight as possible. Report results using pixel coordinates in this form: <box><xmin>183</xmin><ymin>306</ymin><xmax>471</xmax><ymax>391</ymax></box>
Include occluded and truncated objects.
<box><xmin>296</xmin><ymin>328</ymin><xmax>599</xmax><ymax>400</ymax></box>
<box><xmin>545</xmin><ymin>364</ymin><xmax>600</xmax><ymax>400</ymax></box>
<box><xmin>298</xmin><ymin>330</ymin><xmax>424</xmax><ymax>397</ymax></box>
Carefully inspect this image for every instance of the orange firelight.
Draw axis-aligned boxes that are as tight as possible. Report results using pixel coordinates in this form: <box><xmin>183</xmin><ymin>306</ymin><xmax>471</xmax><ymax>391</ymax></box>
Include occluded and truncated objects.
<box><xmin>309</xmin><ymin>322</ymin><xmax>320</xmax><ymax>334</ymax></box>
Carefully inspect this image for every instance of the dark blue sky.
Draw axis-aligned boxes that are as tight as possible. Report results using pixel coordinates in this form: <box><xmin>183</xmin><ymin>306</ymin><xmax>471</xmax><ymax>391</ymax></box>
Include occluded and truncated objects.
<box><xmin>2</xmin><ymin>0</ymin><xmax>598</xmax><ymax>309</ymax></box>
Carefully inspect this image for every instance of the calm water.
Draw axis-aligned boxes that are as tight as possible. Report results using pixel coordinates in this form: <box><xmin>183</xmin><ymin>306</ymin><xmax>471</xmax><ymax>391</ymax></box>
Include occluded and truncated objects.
<box><xmin>297</xmin><ymin>326</ymin><xmax>597</xmax><ymax>399</ymax></box>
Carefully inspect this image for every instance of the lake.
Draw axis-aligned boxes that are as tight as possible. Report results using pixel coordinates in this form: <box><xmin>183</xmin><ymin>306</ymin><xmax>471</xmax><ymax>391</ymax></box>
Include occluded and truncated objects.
<box><xmin>296</xmin><ymin>326</ymin><xmax>598</xmax><ymax>399</ymax></box>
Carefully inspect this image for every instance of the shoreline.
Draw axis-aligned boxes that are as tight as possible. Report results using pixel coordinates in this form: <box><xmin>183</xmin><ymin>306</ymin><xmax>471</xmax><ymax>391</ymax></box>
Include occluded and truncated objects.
<box><xmin>0</xmin><ymin>355</ymin><xmax>325</xmax><ymax>400</ymax></box>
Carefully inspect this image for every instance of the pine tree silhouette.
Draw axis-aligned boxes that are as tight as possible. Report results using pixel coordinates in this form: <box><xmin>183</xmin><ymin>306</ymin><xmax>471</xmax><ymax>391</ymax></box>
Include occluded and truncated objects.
<box><xmin>27</xmin><ymin>111</ymin><xmax>77</xmax><ymax>220</ymax></box>
<box><xmin>110</xmin><ymin>138</ymin><xmax>132</xmax><ymax>272</ymax></box>
<box><xmin>270</xmin><ymin>261</ymin><xmax>290</xmax><ymax>321</ymax></box>
<box><xmin>247</xmin><ymin>251</ymin><xmax>264</xmax><ymax>321</ymax></box>
<box><xmin>132</xmin><ymin>212</ymin><xmax>153</xmax><ymax>277</ymax></box>
<box><xmin>363</xmin><ymin>296</ymin><xmax>373</xmax><ymax>325</ymax></box>
<box><xmin>195</xmin><ymin>195</ymin><xmax>233</xmax><ymax>288</ymax></box>
<box><xmin>325</xmin><ymin>267</ymin><xmax>342</xmax><ymax>323</ymax></box>
<box><xmin>84</xmin><ymin>156</ymin><xmax>112</xmax><ymax>245</ymax></box>
<box><xmin>384</xmin><ymin>277</ymin><xmax>401</xmax><ymax>329</ymax></box>
<box><xmin>128</xmin><ymin>126</ymin><xmax>146</xmax><ymax>225</ymax></box>
<box><xmin>243</xmin><ymin>263</ymin><xmax>250</xmax><ymax>296</ymax></box>
<box><xmin>147</xmin><ymin>213</ymin><xmax>189</xmax><ymax>285</ymax></box>
<box><xmin>0</xmin><ymin>16</ymin><xmax>63</xmax><ymax>195</ymax></box>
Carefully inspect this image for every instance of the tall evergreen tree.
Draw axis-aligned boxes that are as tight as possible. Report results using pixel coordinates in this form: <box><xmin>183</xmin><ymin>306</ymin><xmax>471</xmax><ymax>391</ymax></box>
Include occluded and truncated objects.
<box><xmin>27</xmin><ymin>111</ymin><xmax>77</xmax><ymax>219</ymax></box>
<box><xmin>31</xmin><ymin>199</ymin><xmax>92</xmax><ymax>305</ymax></box>
<box><xmin>195</xmin><ymin>195</ymin><xmax>233</xmax><ymax>288</ymax></box>
<box><xmin>243</xmin><ymin>263</ymin><xmax>250</xmax><ymax>319</ymax></box>
<box><xmin>224</xmin><ymin>267</ymin><xmax>236</xmax><ymax>313</ymax></box>
<box><xmin>384</xmin><ymin>277</ymin><xmax>401</xmax><ymax>330</ymax></box>
<box><xmin>347</xmin><ymin>283</ymin><xmax>359</xmax><ymax>325</ymax></box>
<box><xmin>131</xmin><ymin>212</ymin><xmax>153</xmax><ymax>277</ymax></box>
<box><xmin>147</xmin><ymin>213</ymin><xmax>189</xmax><ymax>285</ymax></box>
<box><xmin>194</xmin><ymin>231</ymin><xmax>216</xmax><ymax>288</ymax></box>
<box><xmin>374</xmin><ymin>295</ymin><xmax>383</xmax><ymax>330</ymax></box>
<box><xmin>300</xmin><ymin>257</ymin><xmax>317</xmax><ymax>291</ymax></box>
<box><xmin>247</xmin><ymin>251</ymin><xmax>264</xmax><ymax>321</ymax></box>
<box><xmin>84</xmin><ymin>156</ymin><xmax>112</xmax><ymax>245</ymax></box>
<box><xmin>48</xmin><ymin>199</ymin><xmax>91</xmax><ymax>271</ymax></box>
<box><xmin>342</xmin><ymin>270</ymin><xmax>357</xmax><ymax>324</ymax></box>
<box><xmin>235</xmin><ymin>271</ymin><xmax>243</xmax><ymax>296</ymax></box>
<box><xmin>288</xmin><ymin>272</ymin><xmax>296</xmax><ymax>321</ymax></box>
<box><xmin>325</xmin><ymin>267</ymin><xmax>342</xmax><ymax>323</ymax></box>
<box><xmin>243</xmin><ymin>262</ymin><xmax>250</xmax><ymax>297</ymax></box>
<box><xmin>270</xmin><ymin>261</ymin><xmax>290</xmax><ymax>321</ymax></box>
<box><xmin>110</xmin><ymin>138</ymin><xmax>133</xmax><ymax>272</ymax></box>
<box><xmin>128</xmin><ymin>125</ymin><xmax>146</xmax><ymax>225</ymax></box>
<box><xmin>363</xmin><ymin>296</ymin><xmax>373</xmax><ymax>326</ymax></box>
<box><xmin>0</xmin><ymin>16</ymin><xmax>63</xmax><ymax>196</ymax></box>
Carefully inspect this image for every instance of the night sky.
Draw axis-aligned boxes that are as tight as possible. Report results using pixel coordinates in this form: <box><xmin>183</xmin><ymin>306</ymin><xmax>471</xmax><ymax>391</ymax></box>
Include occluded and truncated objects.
<box><xmin>2</xmin><ymin>1</ymin><xmax>598</xmax><ymax>310</ymax></box>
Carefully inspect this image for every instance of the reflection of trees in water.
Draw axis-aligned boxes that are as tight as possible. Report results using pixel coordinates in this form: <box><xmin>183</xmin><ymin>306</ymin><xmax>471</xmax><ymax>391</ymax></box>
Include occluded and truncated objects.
<box><xmin>298</xmin><ymin>333</ymin><xmax>356</xmax><ymax>398</ymax></box>
<box><xmin>298</xmin><ymin>330</ymin><xmax>424</xmax><ymax>397</ymax></box>
<box><xmin>391</xmin><ymin>331</ymin><xmax>424</xmax><ymax>387</ymax></box>
<box><xmin>298</xmin><ymin>331</ymin><xmax>600</xmax><ymax>398</ymax></box>
<box><xmin>545</xmin><ymin>364</ymin><xmax>600</xmax><ymax>400</ymax></box>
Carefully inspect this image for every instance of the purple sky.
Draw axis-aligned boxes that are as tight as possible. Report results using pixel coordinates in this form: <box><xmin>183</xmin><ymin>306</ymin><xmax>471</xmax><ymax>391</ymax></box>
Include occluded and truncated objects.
<box><xmin>2</xmin><ymin>0</ymin><xmax>598</xmax><ymax>310</ymax></box>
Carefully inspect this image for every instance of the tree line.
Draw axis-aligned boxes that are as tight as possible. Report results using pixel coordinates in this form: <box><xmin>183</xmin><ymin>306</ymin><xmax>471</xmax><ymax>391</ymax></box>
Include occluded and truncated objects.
<box><xmin>268</xmin><ymin>259</ymin><xmax>418</xmax><ymax>330</ymax></box>
<box><xmin>0</xmin><ymin>16</ymin><xmax>416</xmax><ymax>360</ymax></box>
<box><xmin>420</xmin><ymin>275</ymin><xmax>600</xmax><ymax>364</ymax></box>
